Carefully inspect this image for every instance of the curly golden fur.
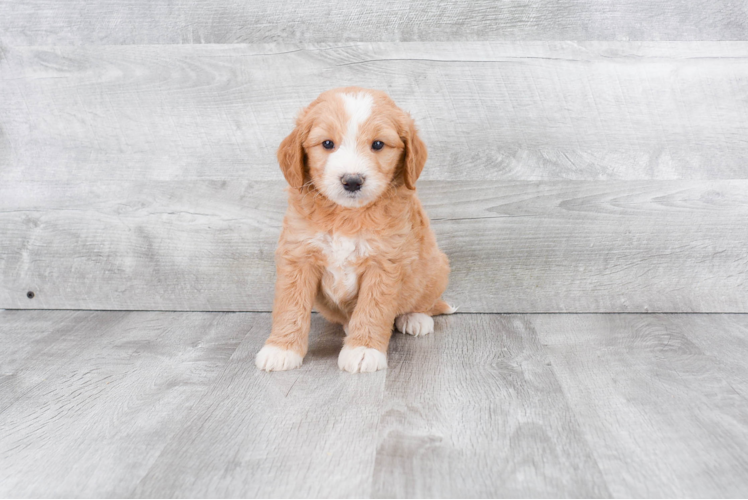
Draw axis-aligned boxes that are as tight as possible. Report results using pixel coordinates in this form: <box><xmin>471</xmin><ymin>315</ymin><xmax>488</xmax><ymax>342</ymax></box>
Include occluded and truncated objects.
<box><xmin>256</xmin><ymin>87</ymin><xmax>453</xmax><ymax>373</ymax></box>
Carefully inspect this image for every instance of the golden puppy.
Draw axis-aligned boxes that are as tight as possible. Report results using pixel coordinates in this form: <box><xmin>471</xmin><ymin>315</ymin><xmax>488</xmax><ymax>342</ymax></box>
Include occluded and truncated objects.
<box><xmin>255</xmin><ymin>87</ymin><xmax>453</xmax><ymax>373</ymax></box>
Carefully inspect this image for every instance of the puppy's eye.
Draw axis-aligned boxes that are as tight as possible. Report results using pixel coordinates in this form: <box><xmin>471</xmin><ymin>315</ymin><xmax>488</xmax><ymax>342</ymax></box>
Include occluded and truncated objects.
<box><xmin>322</xmin><ymin>140</ymin><xmax>335</xmax><ymax>150</ymax></box>
<box><xmin>372</xmin><ymin>140</ymin><xmax>385</xmax><ymax>151</ymax></box>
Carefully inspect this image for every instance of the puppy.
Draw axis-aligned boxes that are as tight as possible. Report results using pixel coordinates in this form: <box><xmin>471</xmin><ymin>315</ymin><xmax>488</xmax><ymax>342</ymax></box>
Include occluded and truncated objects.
<box><xmin>255</xmin><ymin>87</ymin><xmax>453</xmax><ymax>373</ymax></box>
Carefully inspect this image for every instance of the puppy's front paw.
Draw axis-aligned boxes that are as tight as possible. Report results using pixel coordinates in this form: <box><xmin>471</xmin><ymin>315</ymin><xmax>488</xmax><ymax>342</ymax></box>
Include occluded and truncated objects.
<box><xmin>255</xmin><ymin>345</ymin><xmax>303</xmax><ymax>372</ymax></box>
<box><xmin>395</xmin><ymin>313</ymin><xmax>434</xmax><ymax>337</ymax></box>
<box><xmin>338</xmin><ymin>346</ymin><xmax>387</xmax><ymax>373</ymax></box>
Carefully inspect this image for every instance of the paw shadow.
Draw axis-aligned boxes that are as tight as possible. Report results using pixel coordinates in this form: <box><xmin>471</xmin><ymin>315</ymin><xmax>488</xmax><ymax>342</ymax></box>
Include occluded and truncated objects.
<box><xmin>306</xmin><ymin>316</ymin><xmax>345</xmax><ymax>360</ymax></box>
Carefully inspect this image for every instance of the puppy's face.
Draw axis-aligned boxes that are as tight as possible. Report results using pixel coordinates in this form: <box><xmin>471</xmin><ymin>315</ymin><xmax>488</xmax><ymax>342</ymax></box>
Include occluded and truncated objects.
<box><xmin>278</xmin><ymin>88</ymin><xmax>427</xmax><ymax>208</ymax></box>
<box><xmin>304</xmin><ymin>92</ymin><xmax>403</xmax><ymax>208</ymax></box>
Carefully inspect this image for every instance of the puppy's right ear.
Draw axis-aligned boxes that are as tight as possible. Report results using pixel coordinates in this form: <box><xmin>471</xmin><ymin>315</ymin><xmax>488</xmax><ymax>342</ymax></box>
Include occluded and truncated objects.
<box><xmin>277</xmin><ymin>125</ymin><xmax>307</xmax><ymax>189</ymax></box>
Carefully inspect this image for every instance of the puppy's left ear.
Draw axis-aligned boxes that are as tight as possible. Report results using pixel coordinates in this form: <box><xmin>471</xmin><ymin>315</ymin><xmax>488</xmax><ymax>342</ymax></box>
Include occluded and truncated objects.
<box><xmin>402</xmin><ymin>116</ymin><xmax>427</xmax><ymax>190</ymax></box>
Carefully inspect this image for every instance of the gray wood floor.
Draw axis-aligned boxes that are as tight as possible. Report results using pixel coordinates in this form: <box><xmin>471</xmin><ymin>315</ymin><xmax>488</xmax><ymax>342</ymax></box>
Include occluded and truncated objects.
<box><xmin>2</xmin><ymin>310</ymin><xmax>747</xmax><ymax>498</ymax></box>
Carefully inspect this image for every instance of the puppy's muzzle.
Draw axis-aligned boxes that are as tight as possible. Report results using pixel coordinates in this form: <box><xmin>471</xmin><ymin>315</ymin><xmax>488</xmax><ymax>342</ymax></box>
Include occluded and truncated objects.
<box><xmin>341</xmin><ymin>174</ymin><xmax>365</xmax><ymax>192</ymax></box>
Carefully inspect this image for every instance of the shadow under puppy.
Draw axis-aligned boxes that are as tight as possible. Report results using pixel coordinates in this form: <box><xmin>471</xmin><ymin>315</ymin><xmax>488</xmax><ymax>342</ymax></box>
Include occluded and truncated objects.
<box><xmin>256</xmin><ymin>87</ymin><xmax>454</xmax><ymax>373</ymax></box>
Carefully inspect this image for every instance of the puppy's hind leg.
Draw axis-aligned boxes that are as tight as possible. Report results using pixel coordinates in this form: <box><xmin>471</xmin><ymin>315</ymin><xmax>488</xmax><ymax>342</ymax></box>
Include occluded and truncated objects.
<box><xmin>395</xmin><ymin>312</ymin><xmax>434</xmax><ymax>337</ymax></box>
<box><xmin>395</xmin><ymin>300</ymin><xmax>456</xmax><ymax>337</ymax></box>
<box><xmin>429</xmin><ymin>299</ymin><xmax>457</xmax><ymax>316</ymax></box>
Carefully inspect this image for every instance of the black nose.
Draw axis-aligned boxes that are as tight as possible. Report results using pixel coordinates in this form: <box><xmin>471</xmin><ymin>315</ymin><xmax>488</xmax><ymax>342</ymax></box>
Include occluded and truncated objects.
<box><xmin>341</xmin><ymin>174</ymin><xmax>364</xmax><ymax>192</ymax></box>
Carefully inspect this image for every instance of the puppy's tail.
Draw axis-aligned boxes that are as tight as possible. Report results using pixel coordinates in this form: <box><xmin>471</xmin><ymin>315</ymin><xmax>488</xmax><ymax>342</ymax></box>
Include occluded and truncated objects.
<box><xmin>429</xmin><ymin>299</ymin><xmax>458</xmax><ymax>316</ymax></box>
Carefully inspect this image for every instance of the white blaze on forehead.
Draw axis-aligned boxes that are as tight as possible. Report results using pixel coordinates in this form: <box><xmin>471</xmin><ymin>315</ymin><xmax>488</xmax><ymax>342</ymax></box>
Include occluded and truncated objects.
<box><xmin>320</xmin><ymin>92</ymin><xmax>381</xmax><ymax>208</ymax></box>
<box><xmin>341</xmin><ymin>92</ymin><xmax>373</xmax><ymax>146</ymax></box>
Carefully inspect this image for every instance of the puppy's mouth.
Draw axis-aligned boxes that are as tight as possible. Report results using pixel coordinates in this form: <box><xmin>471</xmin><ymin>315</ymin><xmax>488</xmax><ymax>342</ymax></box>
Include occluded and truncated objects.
<box><xmin>331</xmin><ymin>186</ymin><xmax>374</xmax><ymax>208</ymax></box>
<box><xmin>337</xmin><ymin>189</ymin><xmax>369</xmax><ymax>207</ymax></box>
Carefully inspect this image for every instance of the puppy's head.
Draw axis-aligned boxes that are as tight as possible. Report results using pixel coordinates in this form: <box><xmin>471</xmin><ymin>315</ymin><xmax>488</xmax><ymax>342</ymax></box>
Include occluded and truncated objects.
<box><xmin>277</xmin><ymin>87</ymin><xmax>427</xmax><ymax>208</ymax></box>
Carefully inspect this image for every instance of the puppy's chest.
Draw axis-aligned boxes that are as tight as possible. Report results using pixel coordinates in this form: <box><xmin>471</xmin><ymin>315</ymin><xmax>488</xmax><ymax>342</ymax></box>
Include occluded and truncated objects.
<box><xmin>311</xmin><ymin>233</ymin><xmax>371</xmax><ymax>305</ymax></box>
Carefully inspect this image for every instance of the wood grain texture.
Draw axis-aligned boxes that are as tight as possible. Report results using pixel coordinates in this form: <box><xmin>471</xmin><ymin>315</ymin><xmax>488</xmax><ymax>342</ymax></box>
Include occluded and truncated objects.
<box><xmin>0</xmin><ymin>310</ymin><xmax>248</xmax><ymax>497</ymax></box>
<box><xmin>2</xmin><ymin>42</ymin><xmax>748</xmax><ymax>182</ymax></box>
<box><xmin>1</xmin><ymin>0</ymin><xmax>747</xmax><ymax>45</ymax></box>
<box><xmin>535</xmin><ymin>314</ymin><xmax>748</xmax><ymax>498</ymax></box>
<box><xmin>677</xmin><ymin>315</ymin><xmax>748</xmax><ymax>400</ymax></box>
<box><xmin>135</xmin><ymin>314</ymin><xmax>385</xmax><ymax>498</ymax></box>
<box><xmin>0</xmin><ymin>180</ymin><xmax>286</xmax><ymax>311</ymax></box>
<box><xmin>2</xmin><ymin>180</ymin><xmax>747</xmax><ymax>312</ymax></box>
<box><xmin>373</xmin><ymin>314</ymin><xmax>610</xmax><ymax>497</ymax></box>
<box><xmin>3</xmin><ymin>311</ymin><xmax>748</xmax><ymax>497</ymax></box>
<box><xmin>0</xmin><ymin>310</ymin><xmax>126</xmax><ymax>412</ymax></box>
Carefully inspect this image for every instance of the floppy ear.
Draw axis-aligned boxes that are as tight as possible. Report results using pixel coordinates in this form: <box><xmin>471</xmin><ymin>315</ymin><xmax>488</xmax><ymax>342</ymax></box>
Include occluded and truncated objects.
<box><xmin>402</xmin><ymin>117</ymin><xmax>428</xmax><ymax>190</ymax></box>
<box><xmin>277</xmin><ymin>125</ymin><xmax>307</xmax><ymax>189</ymax></box>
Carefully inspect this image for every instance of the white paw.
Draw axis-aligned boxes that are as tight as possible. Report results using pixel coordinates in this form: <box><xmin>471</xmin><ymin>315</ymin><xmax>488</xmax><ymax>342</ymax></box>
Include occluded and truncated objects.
<box><xmin>255</xmin><ymin>345</ymin><xmax>303</xmax><ymax>372</ymax></box>
<box><xmin>338</xmin><ymin>346</ymin><xmax>387</xmax><ymax>373</ymax></box>
<box><xmin>395</xmin><ymin>312</ymin><xmax>434</xmax><ymax>337</ymax></box>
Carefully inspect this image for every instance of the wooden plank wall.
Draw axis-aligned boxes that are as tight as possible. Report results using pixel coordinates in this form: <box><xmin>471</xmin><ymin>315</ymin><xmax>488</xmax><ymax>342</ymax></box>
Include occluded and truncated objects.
<box><xmin>3</xmin><ymin>43</ymin><xmax>748</xmax><ymax>182</ymax></box>
<box><xmin>1</xmin><ymin>4</ymin><xmax>747</xmax><ymax>312</ymax></box>
<box><xmin>2</xmin><ymin>0</ymin><xmax>747</xmax><ymax>44</ymax></box>
<box><xmin>2</xmin><ymin>180</ymin><xmax>747</xmax><ymax>312</ymax></box>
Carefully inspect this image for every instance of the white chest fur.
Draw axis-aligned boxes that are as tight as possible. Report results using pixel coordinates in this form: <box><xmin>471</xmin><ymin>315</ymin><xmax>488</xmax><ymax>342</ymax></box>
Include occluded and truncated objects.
<box><xmin>312</xmin><ymin>233</ymin><xmax>370</xmax><ymax>305</ymax></box>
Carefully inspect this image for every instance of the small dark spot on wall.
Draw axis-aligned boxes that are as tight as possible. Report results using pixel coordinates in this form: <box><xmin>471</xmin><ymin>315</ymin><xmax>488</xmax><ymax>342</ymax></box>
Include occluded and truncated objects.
<box><xmin>27</xmin><ymin>291</ymin><xmax>35</xmax><ymax>299</ymax></box>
